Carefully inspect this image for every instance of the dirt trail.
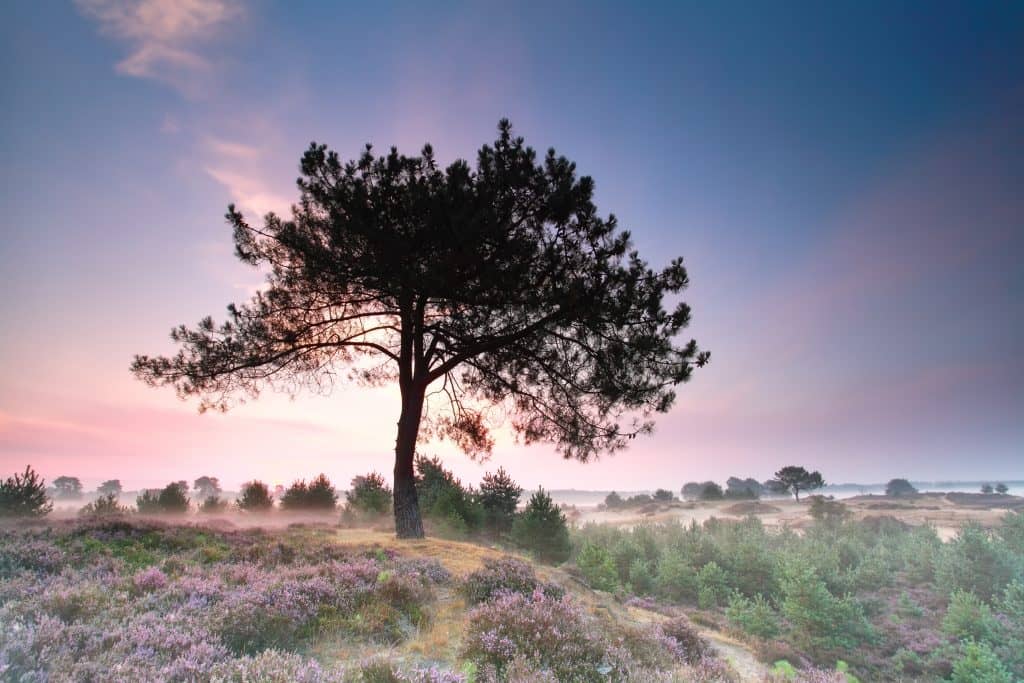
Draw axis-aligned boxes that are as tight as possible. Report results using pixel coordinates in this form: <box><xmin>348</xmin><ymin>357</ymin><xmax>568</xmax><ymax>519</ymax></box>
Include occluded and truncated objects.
<box><xmin>699</xmin><ymin>628</ymin><xmax>768</xmax><ymax>681</ymax></box>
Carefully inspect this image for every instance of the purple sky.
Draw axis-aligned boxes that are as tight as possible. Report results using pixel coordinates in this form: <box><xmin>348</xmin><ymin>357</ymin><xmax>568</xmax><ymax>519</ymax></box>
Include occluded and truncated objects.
<box><xmin>1</xmin><ymin>1</ymin><xmax>1021</xmax><ymax>491</ymax></box>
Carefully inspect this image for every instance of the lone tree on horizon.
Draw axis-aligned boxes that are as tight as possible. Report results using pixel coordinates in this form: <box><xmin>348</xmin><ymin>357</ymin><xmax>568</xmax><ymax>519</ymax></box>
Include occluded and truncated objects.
<box><xmin>772</xmin><ymin>465</ymin><xmax>825</xmax><ymax>502</ymax></box>
<box><xmin>132</xmin><ymin>120</ymin><xmax>708</xmax><ymax>538</ymax></box>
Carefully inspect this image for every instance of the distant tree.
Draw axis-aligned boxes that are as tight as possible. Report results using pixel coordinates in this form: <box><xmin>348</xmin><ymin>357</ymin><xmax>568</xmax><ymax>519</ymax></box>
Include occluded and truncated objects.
<box><xmin>0</xmin><ymin>466</ymin><xmax>53</xmax><ymax>518</ymax></box>
<box><xmin>281</xmin><ymin>475</ymin><xmax>340</xmax><ymax>511</ymax></box>
<box><xmin>681</xmin><ymin>482</ymin><xmax>704</xmax><ymax>500</ymax></box>
<box><xmin>279</xmin><ymin>479</ymin><xmax>309</xmax><ymax>510</ymax></box>
<box><xmin>981</xmin><ymin>483</ymin><xmax>994</xmax><ymax>494</ymax></box>
<box><xmin>345</xmin><ymin>473</ymin><xmax>392</xmax><ymax>516</ymax></box>
<box><xmin>97</xmin><ymin>480</ymin><xmax>122</xmax><ymax>496</ymax></box>
<box><xmin>604</xmin><ymin>491</ymin><xmax>624</xmax><ymax>508</ymax></box>
<box><xmin>478</xmin><ymin>467</ymin><xmax>522</xmax><ymax>534</ymax></box>
<box><xmin>725</xmin><ymin>477</ymin><xmax>763</xmax><ymax>499</ymax></box>
<box><xmin>773</xmin><ymin>466</ymin><xmax>825</xmax><ymax>502</ymax></box>
<box><xmin>132</xmin><ymin>120</ymin><xmax>709</xmax><ymax>538</ymax></box>
<box><xmin>700</xmin><ymin>482</ymin><xmax>724</xmax><ymax>500</ymax></box>
<box><xmin>763</xmin><ymin>478</ymin><xmax>791</xmax><ymax>497</ymax></box>
<box><xmin>79</xmin><ymin>493</ymin><xmax>129</xmax><ymax>518</ymax></box>
<box><xmin>193</xmin><ymin>476</ymin><xmax>222</xmax><ymax>500</ymax></box>
<box><xmin>625</xmin><ymin>493</ymin><xmax>654</xmax><ymax>506</ymax></box>
<box><xmin>512</xmin><ymin>488</ymin><xmax>571</xmax><ymax>563</ymax></box>
<box><xmin>52</xmin><ymin>476</ymin><xmax>83</xmax><ymax>500</ymax></box>
<box><xmin>995</xmin><ymin>483</ymin><xmax>1009</xmax><ymax>495</ymax></box>
<box><xmin>237</xmin><ymin>480</ymin><xmax>274</xmax><ymax>512</ymax></box>
<box><xmin>886</xmin><ymin>478</ymin><xmax>918</xmax><ymax>497</ymax></box>
<box><xmin>653</xmin><ymin>488</ymin><xmax>675</xmax><ymax>502</ymax></box>
<box><xmin>136</xmin><ymin>482</ymin><xmax>189</xmax><ymax>514</ymax></box>
<box><xmin>413</xmin><ymin>456</ymin><xmax>482</xmax><ymax>533</ymax></box>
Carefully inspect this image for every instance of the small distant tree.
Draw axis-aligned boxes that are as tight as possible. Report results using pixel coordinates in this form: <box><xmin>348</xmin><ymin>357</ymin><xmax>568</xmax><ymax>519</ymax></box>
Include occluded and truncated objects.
<box><xmin>725</xmin><ymin>477</ymin><xmax>763</xmax><ymax>499</ymax></box>
<box><xmin>774</xmin><ymin>466</ymin><xmax>825</xmax><ymax>502</ymax></box>
<box><xmin>886</xmin><ymin>478</ymin><xmax>918</xmax><ymax>497</ymax></box>
<box><xmin>763</xmin><ymin>478</ymin><xmax>791</xmax><ymax>497</ymax></box>
<box><xmin>97</xmin><ymin>479</ymin><xmax>122</xmax><ymax>497</ymax></box>
<box><xmin>701</xmin><ymin>482</ymin><xmax>724</xmax><ymax>500</ymax></box>
<box><xmin>0</xmin><ymin>466</ymin><xmax>53</xmax><ymax>518</ymax></box>
<box><xmin>199</xmin><ymin>495</ymin><xmax>229</xmax><ymax>514</ymax></box>
<box><xmin>237</xmin><ymin>480</ymin><xmax>274</xmax><ymax>512</ymax></box>
<box><xmin>604</xmin><ymin>491</ymin><xmax>624</xmax><ymax>508</ymax></box>
<box><xmin>345</xmin><ymin>473</ymin><xmax>392</xmax><ymax>516</ymax></box>
<box><xmin>478</xmin><ymin>467</ymin><xmax>522</xmax><ymax>534</ymax></box>
<box><xmin>511</xmin><ymin>487</ymin><xmax>571</xmax><ymax>563</ymax></box>
<box><xmin>79</xmin><ymin>492</ymin><xmax>129</xmax><ymax>518</ymax></box>
<box><xmin>193</xmin><ymin>476</ymin><xmax>222</xmax><ymax>500</ymax></box>
<box><xmin>52</xmin><ymin>476</ymin><xmax>83</xmax><ymax>500</ymax></box>
<box><xmin>981</xmin><ymin>483</ymin><xmax>994</xmax><ymax>494</ymax></box>
<box><xmin>278</xmin><ymin>473</ymin><xmax>338</xmax><ymax>511</ymax></box>
<box><xmin>995</xmin><ymin>483</ymin><xmax>1008</xmax><ymax>495</ymax></box>
<box><xmin>653</xmin><ymin>488</ymin><xmax>674</xmax><ymax>502</ymax></box>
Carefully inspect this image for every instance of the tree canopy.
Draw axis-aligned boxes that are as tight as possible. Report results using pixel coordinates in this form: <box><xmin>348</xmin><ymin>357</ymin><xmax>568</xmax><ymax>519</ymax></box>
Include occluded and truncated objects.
<box><xmin>132</xmin><ymin>120</ymin><xmax>708</xmax><ymax>537</ymax></box>
<box><xmin>773</xmin><ymin>466</ymin><xmax>825</xmax><ymax>502</ymax></box>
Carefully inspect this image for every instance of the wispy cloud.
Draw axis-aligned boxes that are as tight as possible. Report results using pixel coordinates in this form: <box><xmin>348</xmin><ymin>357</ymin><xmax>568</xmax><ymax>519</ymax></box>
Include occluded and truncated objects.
<box><xmin>75</xmin><ymin>0</ymin><xmax>242</xmax><ymax>95</ymax></box>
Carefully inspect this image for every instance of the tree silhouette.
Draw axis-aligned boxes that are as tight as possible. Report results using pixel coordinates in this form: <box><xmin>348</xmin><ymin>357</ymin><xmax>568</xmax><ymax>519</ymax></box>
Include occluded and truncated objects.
<box><xmin>52</xmin><ymin>476</ymin><xmax>83</xmax><ymax>500</ymax></box>
<box><xmin>97</xmin><ymin>479</ymin><xmax>122</xmax><ymax>497</ymax></box>
<box><xmin>773</xmin><ymin>466</ymin><xmax>825</xmax><ymax>502</ymax></box>
<box><xmin>193</xmin><ymin>476</ymin><xmax>222</xmax><ymax>500</ymax></box>
<box><xmin>132</xmin><ymin>120</ymin><xmax>708</xmax><ymax>538</ymax></box>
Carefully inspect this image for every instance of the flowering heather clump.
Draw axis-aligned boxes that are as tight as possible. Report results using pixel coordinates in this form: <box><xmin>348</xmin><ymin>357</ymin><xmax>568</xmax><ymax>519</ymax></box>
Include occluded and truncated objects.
<box><xmin>395</xmin><ymin>557</ymin><xmax>453</xmax><ymax>585</ymax></box>
<box><xmin>462</xmin><ymin>588</ymin><xmax>624</xmax><ymax>681</ymax></box>
<box><xmin>133</xmin><ymin>566</ymin><xmax>169</xmax><ymax>592</ymax></box>
<box><xmin>0</xmin><ymin>521</ymin><xmax>444</xmax><ymax>681</ymax></box>
<box><xmin>459</xmin><ymin>556</ymin><xmax>562</xmax><ymax>604</ymax></box>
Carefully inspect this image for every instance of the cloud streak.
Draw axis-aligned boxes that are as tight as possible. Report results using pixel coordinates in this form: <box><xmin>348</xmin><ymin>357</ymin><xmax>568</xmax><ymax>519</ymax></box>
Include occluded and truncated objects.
<box><xmin>75</xmin><ymin>0</ymin><xmax>241</xmax><ymax>94</ymax></box>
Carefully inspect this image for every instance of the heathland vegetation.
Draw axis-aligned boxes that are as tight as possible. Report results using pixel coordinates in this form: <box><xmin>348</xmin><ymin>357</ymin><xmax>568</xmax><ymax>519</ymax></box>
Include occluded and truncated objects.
<box><xmin>2</xmin><ymin>463</ymin><xmax>1022</xmax><ymax>681</ymax></box>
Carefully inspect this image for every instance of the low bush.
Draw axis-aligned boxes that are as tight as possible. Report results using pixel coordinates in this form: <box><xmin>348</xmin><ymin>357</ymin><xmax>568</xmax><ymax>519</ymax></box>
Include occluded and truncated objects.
<box><xmin>575</xmin><ymin>541</ymin><xmax>619</xmax><ymax>592</ymax></box>
<box><xmin>459</xmin><ymin>556</ymin><xmax>562</xmax><ymax>605</ymax></box>
<box><xmin>726</xmin><ymin>592</ymin><xmax>780</xmax><ymax>639</ymax></box>
<box><xmin>136</xmin><ymin>482</ymin><xmax>190</xmax><ymax>514</ymax></box>
<box><xmin>950</xmin><ymin>640</ymin><xmax>1012</xmax><ymax>683</ymax></box>
<box><xmin>345</xmin><ymin>473</ymin><xmax>392</xmax><ymax>517</ymax></box>
<box><xmin>199</xmin><ymin>495</ymin><xmax>229</xmax><ymax>514</ymax></box>
<box><xmin>942</xmin><ymin>589</ymin><xmax>1001</xmax><ymax>643</ymax></box>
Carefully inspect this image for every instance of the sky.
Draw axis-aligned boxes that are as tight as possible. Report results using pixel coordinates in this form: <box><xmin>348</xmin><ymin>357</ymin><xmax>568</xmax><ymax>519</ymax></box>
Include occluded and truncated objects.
<box><xmin>1</xmin><ymin>1</ymin><xmax>1022</xmax><ymax>492</ymax></box>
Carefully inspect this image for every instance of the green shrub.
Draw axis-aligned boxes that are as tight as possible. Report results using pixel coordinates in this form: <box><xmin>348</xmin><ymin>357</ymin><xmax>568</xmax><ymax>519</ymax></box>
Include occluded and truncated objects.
<box><xmin>478</xmin><ymin>467</ymin><xmax>522</xmax><ymax>535</ymax></box>
<box><xmin>726</xmin><ymin>592</ymin><xmax>780</xmax><ymax>639</ymax></box>
<box><xmin>0</xmin><ymin>465</ymin><xmax>53</xmax><ymax>518</ymax></box>
<box><xmin>936</xmin><ymin>523</ymin><xmax>1018</xmax><ymax>602</ymax></box>
<box><xmin>943</xmin><ymin>590</ymin><xmax>1001</xmax><ymax>643</ymax></box>
<box><xmin>415</xmin><ymin>456</ymin><xmax>483</xmax><ymax>533</ymax></box>
<box><xmin>280</xmin><ymin>473</ymin><xmax>338</xmax><ymax>511</ymax></box>
<box><xmin>697</xmin><ymin>561</ymin><xmax>729</xmax><ymax>608</ymax></box>
<box><xmin>655</xmin><ymin>548</ymin><xmax>699</xmax><ymax>603</ymax></box>
<box><xmin>511</xmin><ymin>488</ymin><xmax>570</xmax><ymax>563</ymax></box>
<box><xmin>779</xmin><ymin>557</ymin><xmax>873</xmax><ymax>653</ymax></box>
<box><xmin>576</xmin><ymin>542</ymin><xmax>618</xmax><ymax>592</ymax></box>
<box><xmin>627</xmin><ymin>557</ymin><xmax>655</xmax><ymax>595</ymax></box>
<box><xmin>136</xmin><ymin>482</ymin><xmax>189</xmax><ymax>514</ymax></box>
<box><xmin>236</xmin><ymin>480</ymin><xmax>274</xmax><ymax>512</ymax></box>
<box><xmin>950</xmin><ymin>640</ymin><xmax>1012</xmax><ymax>683</ymax></box>
<box><xmin>345</xmin><ymin>473</ymin><xmax>391</xmax><ymax>516</ymax></box>
<box><xmin>78</xmin><ymin>493</ymin><xmax>129</xmax><ymax>518</ymax></box>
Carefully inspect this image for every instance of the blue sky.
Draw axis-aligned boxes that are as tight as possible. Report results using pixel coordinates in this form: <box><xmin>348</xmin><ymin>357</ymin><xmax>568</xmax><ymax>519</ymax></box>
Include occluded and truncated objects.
<box><xmin>1</xmin><ymin>1</ymin><xmax>1021</xmax><ymax>489</ymax></box>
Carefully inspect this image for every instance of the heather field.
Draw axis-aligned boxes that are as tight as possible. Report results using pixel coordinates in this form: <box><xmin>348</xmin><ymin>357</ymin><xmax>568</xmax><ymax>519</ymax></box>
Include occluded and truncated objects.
<box><xmin>2</xmin><ymin>499</ymin><xmax>1021</xmax><ymax>682</ymax></box>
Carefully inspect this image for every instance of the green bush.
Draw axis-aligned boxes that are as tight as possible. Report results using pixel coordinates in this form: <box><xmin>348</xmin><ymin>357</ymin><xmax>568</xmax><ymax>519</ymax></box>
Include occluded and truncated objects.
<box><xmin>415</xmin><ymin>455</ymin><xmax>483</xmax><ymax>534</ymax></box>
<box><xmin>78</xmin><ymin>493</ymin><xmax>129</xmax><ymax>518</ymax></box>
<box><xmin>137</xmin><ymin>482</ymin><xmax>189</xmax><ymax>514</ymax></box>
<box><xmin>0</xmin><ymin>465</ymin><xmax>53</xmax><ymax>518</ymax></box>
<box><xmin>936</xmin><ymin>523</ymin><xmax>1018</xmax><ymax>602</ymax></box>
<box><xmin>950</xmin><ymin>640</ymin><xmax>1012</xmax><ymax>683</ymax></box>
<box><xmin>726</xmin><ymin>592</ymin><xmax>780</xmax><ymax>639</ymax></box>
<box><xmin>575</xmin><ymin>542</ymin><xmax>618</xmax><ymax>592</ymax></box>
<box><xmin>779</xmin><ymin>557</ymin><xmax>873</xmax><ymax>653</ymax></box>
<box><xmin>478</xmin><ymin>467</ymin><xmax>522</xmax><ymax>535</ymax></box>
<box><xmin>345</xmin><ymin>473</ymin><xmax>391</xmax><ymax>516</ymax></box>
<box><xmin>511</xmin><ymin>488</ymin><xmax>570</xmax><ymax>563</ymax></box>
<box><xmin>697</xmin><ymin>560</ymin><xmax>729</xmax><ymax>608</ymax></box>
<box><xmin>280</xmin><ymin>474</ymin><xmax>338</xmax><ymax>511</ymax></box>
<box><xmin>236</xmin><ymin>480</ymin><xmax>274</xmax><ymax>512</ymax></box>
<box><xmin>627</xmin><ymin>557</ymin><xmax>655</xmax><ymax>595</ymax></box>
<box><xmin>942</xmin><ymin>590</ymin><xmax>1001</xmax><ymax>643</ymax></box>
<box><xmin>198</xmin><ymin>495</ymin><xmax>229</xmax><ymax>514</ymax></box>
<box><xmin>655</xmin><ymin>548</ymin><xmax>699</xmax><ymax>603</ymax></box>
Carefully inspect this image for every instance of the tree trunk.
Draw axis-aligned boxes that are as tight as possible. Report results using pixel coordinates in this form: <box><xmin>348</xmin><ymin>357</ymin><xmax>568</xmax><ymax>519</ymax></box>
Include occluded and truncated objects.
<box><xmin>393</xmin><ymin>383</ymin><xmax>425</xmax><ymax>539</ymax></box>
